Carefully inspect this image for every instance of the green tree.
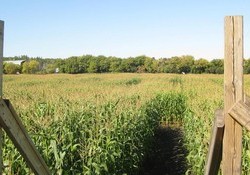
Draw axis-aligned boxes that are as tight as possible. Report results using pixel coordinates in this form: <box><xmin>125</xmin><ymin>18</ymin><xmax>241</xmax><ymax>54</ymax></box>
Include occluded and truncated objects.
<box><xmin>29</xmin><ymin>60</ymin><xmax>40</xmax><ymax>73</ymax></box>
<box><xmin>109</xmin><ymin>57</ymin><xmax>122</xmax><ymax>72</ymax></box>
<box><xmin>137</xmin><ymin>65</ymin><xmax>146</xmax><ymax>73</ymax></box>
<box><xmin>65</xmin><ymin>57</ymin><xmax>79</xmax><ymax>74</ymax></box>
<box><xmin>55</xmin><ymin>59</ymin><xmax>66</xmax><ymax>73</ymax></box>
<box><xmin>177</xmin><ymin>55</ymin><xmax>194</xmax><ymax>73</ymax></box>
<box><xmin>120</xmin><ymin>57</ymin><xmax>141</xmax><ymax>72</ymax></box>
<box><xmin>77</xmin><ymin>55</ymin><xmax>92</xmax><ymax>73</ymax></box>
<box><xmin>21</xmin><ymin>62</ymin><xmax>29</xmax><ymax>73</ymax></box>
<box><xmin>192</xmin><ymin>58</ymin><xmax>209</xmax><ymax>73</ymax></box>
<box><xmin>4</xmin><ymin>63</ymin><xmax>20</xmax><ymax>74</ymax></box>
<box><xmin>22</xmin><ymin>60</ymin><xmax>39</xmax><ymax>74</ymax></box>
<box><xmin>98</xmin><ymin>55</ymin><xmax>110</xmax><ymax>73</ymax></box>
<box><xmin>3</xmin><ymin>62</ymin><xmax>6</xmax><ymax>74</ymax></box>
<box><xmin>87</xmin><ymin>58</ymin><xmax>99</xmax><ymax>73</ymax></box>
<box><xmin>164</xmin><ymin>57</ymin><xmax>180</xmax><ymax>73</ymax></box>
<box><xmin>244</xmin><ymin>59</ymin><xmax>250</xmax><ymax>74</ymax></box>
<box><xmin>157</xmin><ymin>59</ymin><xmax>168</xmax><ymax>73</ymax></box>
<box><xmin>152</xmin><ymin>59</ymin><xmax>159</xmax><ymax>73</ymax></box>
<box><xmin>44</xmin><ymin>64</ymin><xmax>57</xmax><ymax>74</ymax></box>
<box><xmin>207</xmin><ymin>59</ymin><xmax>224</xmax><ymax>74</ymax></box>
<box><xmin>144</xmin><ymin>57</ymin><xmax>155</xmax><ymax>73</ymax></box>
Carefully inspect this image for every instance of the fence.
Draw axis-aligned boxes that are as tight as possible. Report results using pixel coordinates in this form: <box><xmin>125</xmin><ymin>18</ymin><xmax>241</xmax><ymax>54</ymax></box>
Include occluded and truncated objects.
<box><xmin>205</xmin><ymin>16</ymin><xmax>250</xmax><ymax>175</ymax></box>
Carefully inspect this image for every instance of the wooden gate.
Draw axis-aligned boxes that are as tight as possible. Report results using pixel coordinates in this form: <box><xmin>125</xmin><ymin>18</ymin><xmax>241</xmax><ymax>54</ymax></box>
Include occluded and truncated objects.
<box><xmin>205</xmin><ymin>16</ymin><xmax>250</xmax><ymax>175</ymax></box>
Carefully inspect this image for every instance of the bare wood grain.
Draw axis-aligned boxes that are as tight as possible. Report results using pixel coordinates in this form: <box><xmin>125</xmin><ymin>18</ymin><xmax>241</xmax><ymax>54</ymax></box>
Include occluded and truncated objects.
<box><xmin>0</xmin><ymin>20</ymin><xmax>4</xmax><ymax>174</ymax></box>
<box><xmin>223</xmin><ymin>16</ymin><xmax>243</xmax><ymax>175</ymax></box>
<box><xmin>0</xmin><ymin>99</ymin><xmax>51</xmax><ymax>175</ymax></box>
<box><xmin>205</xmin><ymin>109</ymin><xmax>224</xmax><ymax>175</ymax></box>
<box><xmin>229</xmin><ymin>100</ymin><xmax>250</xmax><ymax>131</ymax></box>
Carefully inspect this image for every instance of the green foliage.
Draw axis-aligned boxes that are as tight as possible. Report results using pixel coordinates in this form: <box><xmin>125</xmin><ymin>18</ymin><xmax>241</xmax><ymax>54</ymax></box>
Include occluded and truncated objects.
<box><xmin>115</xmin><ymin>78</ymin><xmax>142</xmax><ymax>86</ymax></box>
<box><xmin>146</xmin><ymin>92</ymin><xmax>187</xmax><ymax>124</ymax></box>
<box><xmin>206</xmin><ymin>59</ymin><xmax>224</xmax><ymax>74</ymax></box>
<box><xmin>169</xmin><ymin>76</ymin><xmax>183</xmax><ymax>86</ymax></box>
<box><xmin>177</xmin><ymin>55</ymin><xmax>194</xmax><ymax>73</ymax></box>
<box><xmin>4</xmin><ymin>63</ymin><xmax>20</xmax><ymax>74</ymax></box>
<box><xmin>22</xmin><ymin>60</ymin><xmax>39</xmax><ymax>74</ymax></box>
<box><xmin>87</xmin><ymin>58</ymin><xmax>99</xmax><ymax>73</ymax></box>
<box><xmin>44</xmin><ymin>64</ymin><xmax>57</xmax><ymax>74</ymax></box>
<box><xmin>5</xmin><ymin>73</ymin><xmax>240</xmax><ymax>174</ymax></box>
<box><xmin>244</xmin><ymin>59</ymin><xmax>250</xmax><ymax>74</ymax></box>
<box><xmin>163</xmin><ymin>55</ymin><xmax>194</xmax><ymax>74</ymax></box>
<box><xmin>21</xmin><ymin>62</ymin><xmax>29</xmax><ymax>73</ymax></box>
<box><xmin>192</xmin><ymin>58</ymin><xmax>209</xmax><ymax>73</ymax></box>
<box><xmin>124</xmin><ymin>78</ymin><xmax>142</xmax><ymax>86</ymax></box>
<box><xmin>109</xmin><ymin>58</ymin><xmax>122</xmax><ymax>72</ymax></box>
<box><xmin>143</xmin><ymin>57</ymin><xmax>158</xmax><ymax>73</ymax></box>
<box><xmin>242</xmin><ymin>130</ymin><xmax>250</xmax><ymax>173</ymax></box>
<box><xmin>183</xmin><ymin>101</ymin><xmax>213</xmax><ymax>175</ymax></box>
<box><xmin>3</xmin><ymin>54</ymin><xmax>236</xmax><ymax>74</ymax></box>
<box><xmin>63</xmin><ymin>57</ymin><xmax>80</xmax><ymax>74</ymax></box>
<box><xmin>2</xmin><ymin>89</ymin><xmax>188</xmax><ymax>174</ymax></box>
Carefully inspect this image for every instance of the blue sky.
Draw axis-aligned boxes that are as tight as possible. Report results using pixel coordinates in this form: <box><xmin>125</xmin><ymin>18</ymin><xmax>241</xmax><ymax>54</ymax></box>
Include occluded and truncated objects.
<box><xmin>1</xmin><ymin>1</ymin><xmax>250</xmax><ymax>60</ymax></box>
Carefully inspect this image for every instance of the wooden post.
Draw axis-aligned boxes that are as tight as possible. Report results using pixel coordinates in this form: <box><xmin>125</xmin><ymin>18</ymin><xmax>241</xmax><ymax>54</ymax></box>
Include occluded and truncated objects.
<box><xmin>223</xmin><ymin>16</ymin><xmax>243</xmax><ymax>175</ymax></box>
<box><xmin>0</xmin><ymin>20</ymin><xmax>3</xmax><ymax>97</ymax></box>
<box><xmin>0</xmin><ymin>20</ymin><xmax>4</xmax><ymax>174</ymax></box>
<box><xmin>205</xmin><ymin>109</ymin><xmax>224</xmax><ymax>175</ymax></box>
<box><xmin>0</xmin><ymin>99</ymin><xmax>51</xmax><ymax>174</ymax></box>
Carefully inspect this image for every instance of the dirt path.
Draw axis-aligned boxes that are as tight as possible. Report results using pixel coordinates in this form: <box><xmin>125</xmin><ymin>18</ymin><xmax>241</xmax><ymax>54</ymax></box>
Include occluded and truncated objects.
<box><xmin>138</xmin><ymin>126</ymin><xmax>188</xmax><ymax>175</ymax></box>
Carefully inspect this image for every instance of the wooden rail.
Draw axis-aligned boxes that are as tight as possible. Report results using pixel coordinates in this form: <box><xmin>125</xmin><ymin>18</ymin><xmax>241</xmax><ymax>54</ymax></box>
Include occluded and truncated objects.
<box><xmin>204</xmin><ymin>109</ymin><xmax>224</xmax><ymax>175</ymax></box>
<box><xmin>0</xmin><ymin>99</ymin><xmax>51</xmax><ymax>174</ymax></box>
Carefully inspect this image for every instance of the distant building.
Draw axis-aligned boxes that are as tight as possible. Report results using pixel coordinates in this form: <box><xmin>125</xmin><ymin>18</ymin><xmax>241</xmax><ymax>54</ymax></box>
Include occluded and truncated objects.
<box><xmin>4</xmin><ymin>60</ymin><xmax>25</xmax><ymax>65</ymax></box>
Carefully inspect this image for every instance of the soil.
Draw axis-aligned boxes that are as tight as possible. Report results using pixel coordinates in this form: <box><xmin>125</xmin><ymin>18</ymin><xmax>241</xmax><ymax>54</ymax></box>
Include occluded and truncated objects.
<box><xmin>138</xmin><ymin>126</ymin><xmax>188</xmax><ymax>175</ymax></box>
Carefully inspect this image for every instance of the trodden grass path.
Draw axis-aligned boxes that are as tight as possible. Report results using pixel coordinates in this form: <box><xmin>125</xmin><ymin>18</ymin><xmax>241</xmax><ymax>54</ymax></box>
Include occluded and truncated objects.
<box><xmin>138</xmin><ymin>126</ymin><xmax>188</xmax><ymax>175</ymax></box>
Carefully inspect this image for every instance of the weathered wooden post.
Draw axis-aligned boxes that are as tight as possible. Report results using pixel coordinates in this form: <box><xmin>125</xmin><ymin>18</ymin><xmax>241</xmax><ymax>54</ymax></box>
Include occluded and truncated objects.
<box><xmin>205</xmin><ymin>110</ymin><xmax>224</xmax><ymax>175</ymax></box>
<box><xmin>0</xmin><ymin>20</ymin><xmax>4</xmax><ymax>174</ymax></box>
<box><xmin>205</xmin><ymin>16</ymin><xmax>245</xmax><ymax>175</ymax></box>
<box><xmin>223</xmin><ymin>16</ymin><xmax>243</xmax><ymax>175</ymax></box>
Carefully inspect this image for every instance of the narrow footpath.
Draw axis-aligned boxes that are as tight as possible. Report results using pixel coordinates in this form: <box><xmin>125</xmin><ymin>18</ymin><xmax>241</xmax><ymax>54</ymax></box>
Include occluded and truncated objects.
<box><xmin>138</xmin><ymin>126</ymin><xmax>188</xmax><ymax>175</ymax></box>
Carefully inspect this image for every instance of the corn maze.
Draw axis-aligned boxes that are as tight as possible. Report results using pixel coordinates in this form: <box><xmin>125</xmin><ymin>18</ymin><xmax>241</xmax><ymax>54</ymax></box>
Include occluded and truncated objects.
<box><xmin>1</xmin><ymin>17</ymin><xmax>250</xmax><ymax>175</ymax></box>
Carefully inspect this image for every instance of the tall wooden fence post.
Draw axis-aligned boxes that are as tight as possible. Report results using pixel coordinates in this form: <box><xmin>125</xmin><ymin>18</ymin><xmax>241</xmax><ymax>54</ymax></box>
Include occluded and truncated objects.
<box><xmin>0</xmin><ymin>21</ymin><xmax>3</xmax><ymax>96</ymax></box>
<box><xmin>0</xmin><ymin>20</ymin><xmax>4</xmax><ymax>174</ymax></box>
<box><xmin>223</xmin><ymin>16</ymin><xmax>243</xmax><ymax>175</ymax></box>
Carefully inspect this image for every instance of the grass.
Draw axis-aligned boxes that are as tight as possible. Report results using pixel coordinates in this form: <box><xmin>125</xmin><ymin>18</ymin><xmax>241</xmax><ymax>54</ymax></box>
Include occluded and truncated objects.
<box><xmin>2</xmin><ymin>73</ymin><xmax>250</xmax><ymax>174</ymax></box>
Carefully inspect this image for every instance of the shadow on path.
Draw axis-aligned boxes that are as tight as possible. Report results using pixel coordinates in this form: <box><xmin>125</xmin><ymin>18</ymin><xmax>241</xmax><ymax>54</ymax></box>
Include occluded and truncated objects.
<box><xmin>138</xmin><ymin>126</ymin><xmax>188</xmax><ymax>175</ymax></box>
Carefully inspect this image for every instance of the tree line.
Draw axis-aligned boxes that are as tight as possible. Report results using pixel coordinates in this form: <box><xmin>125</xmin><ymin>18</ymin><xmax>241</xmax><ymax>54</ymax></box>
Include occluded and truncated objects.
<box><xmin>3</xmin><ymin>54</ymin><xmax>250</xmax><ymax>74</ymax></box>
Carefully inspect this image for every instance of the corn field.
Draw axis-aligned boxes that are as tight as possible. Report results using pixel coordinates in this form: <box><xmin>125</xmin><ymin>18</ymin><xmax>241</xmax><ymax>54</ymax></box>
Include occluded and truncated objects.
<box><xmin>2</xmin><ymin>73</ymin><xmax>250</xmax><ymax>174</ymax></box>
